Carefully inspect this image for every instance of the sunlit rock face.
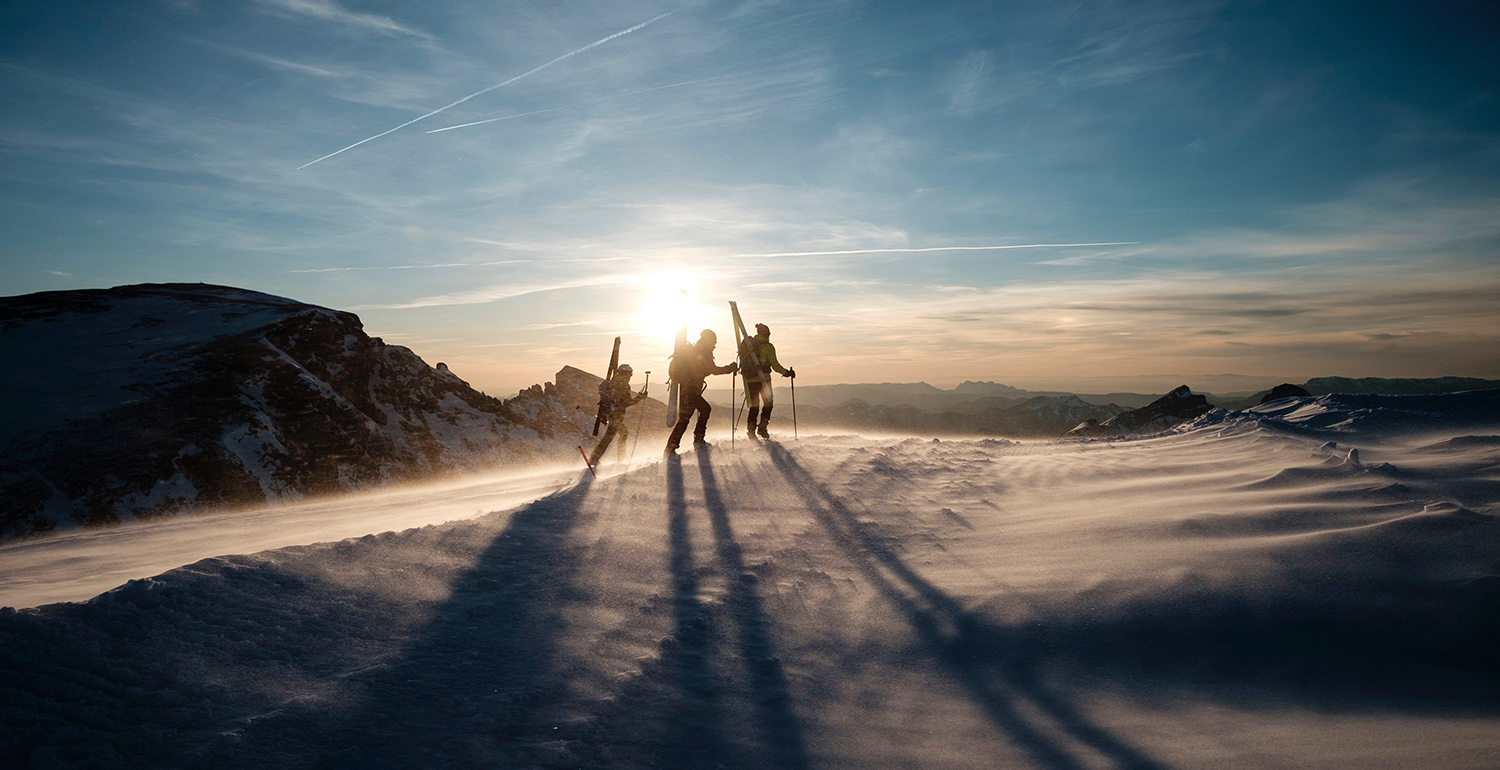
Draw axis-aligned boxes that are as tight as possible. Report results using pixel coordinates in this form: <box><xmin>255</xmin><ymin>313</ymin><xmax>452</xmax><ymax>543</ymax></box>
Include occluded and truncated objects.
<box><xmin>0</xmin><ymin>283</ymin><xmax>596</xmax><ymax>541</ymax></box>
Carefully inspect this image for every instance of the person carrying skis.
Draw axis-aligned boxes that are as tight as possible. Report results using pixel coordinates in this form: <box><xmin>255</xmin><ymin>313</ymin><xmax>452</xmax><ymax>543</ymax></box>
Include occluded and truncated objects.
<box><xmin>741</xmin><ymin>322</ymin><xmax>794</xmax><ymax>439</ymax></box>
<box><xmin>664</xmin><ymin>329</ymin><xmax>738</xmax><ymax>455</ymax></box>
<box><xmin>588</xmin><ymin>364</ymin><xmax>649</xmax><ymax>467</ymax></box>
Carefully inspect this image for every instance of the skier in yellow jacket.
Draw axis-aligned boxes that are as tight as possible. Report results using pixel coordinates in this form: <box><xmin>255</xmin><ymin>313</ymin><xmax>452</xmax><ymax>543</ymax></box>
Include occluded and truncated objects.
<box><xmin>588</xmin><ymin>364</ymin><xmax>649</xmax><ymax>467</ymax></box>
<box><xmin>740</xmin><ymin>323</ymin><xmax>794</xmax><ymax>439</ymax></box>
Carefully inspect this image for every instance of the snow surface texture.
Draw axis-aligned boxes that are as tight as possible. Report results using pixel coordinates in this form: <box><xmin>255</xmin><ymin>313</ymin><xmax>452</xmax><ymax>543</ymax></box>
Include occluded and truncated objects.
<box><xmin>0</xmin><ymin>284</ymin><xmax>627</xmax><ymax>541</ymax></box>
<box><xmin>3</xmin><ymin>392</ymin><xmax>1499</xmax><ymax>768</ymax></box>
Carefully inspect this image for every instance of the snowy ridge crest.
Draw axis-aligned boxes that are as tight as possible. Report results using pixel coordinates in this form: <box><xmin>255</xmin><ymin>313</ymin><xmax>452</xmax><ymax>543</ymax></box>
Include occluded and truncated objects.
<box><xmin>1173</xmin><ymin>389</ymin><xmax>1500</xmax><ymax>436</ymax></box>
<box><xmin>0</xmin><ymin>284</ymin><xmax>605</xmax><ymax>541</ymax></box>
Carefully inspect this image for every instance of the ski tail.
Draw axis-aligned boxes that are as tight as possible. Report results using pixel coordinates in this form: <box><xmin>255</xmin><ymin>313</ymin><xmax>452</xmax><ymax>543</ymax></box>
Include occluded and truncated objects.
<box><xmin>665</xmin><ymin>290</ymin><xmax>688</xmax><ymax>426</ymax></box>
<box><xmin>592</xmin><ymin>336</ymin><xmax>622</xmax><ymax>436</ymax></box>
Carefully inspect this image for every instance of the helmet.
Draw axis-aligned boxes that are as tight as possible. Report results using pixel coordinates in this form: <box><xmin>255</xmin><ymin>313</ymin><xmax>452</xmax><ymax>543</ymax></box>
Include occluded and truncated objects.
<box><xmin>616</xmin><ymin>363</ymin><xmax>632</xmax><ymax>374</ymax></box>
<box><xmin>755</xmin><ymin>323</ymin><xmax>770</xmax><ymax>336</ymax></box>
<box><xmin>699</xmin><ymin>329</ymin><xmax>717</xmax><ymax>344</ymax></box>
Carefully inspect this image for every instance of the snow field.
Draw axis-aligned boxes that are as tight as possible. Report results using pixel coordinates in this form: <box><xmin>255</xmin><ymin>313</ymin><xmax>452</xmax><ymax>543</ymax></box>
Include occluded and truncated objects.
<box><xmin>3</xmin><ymin>413</ymin><xmax>1499</xmax><ymax>768</ymax></box>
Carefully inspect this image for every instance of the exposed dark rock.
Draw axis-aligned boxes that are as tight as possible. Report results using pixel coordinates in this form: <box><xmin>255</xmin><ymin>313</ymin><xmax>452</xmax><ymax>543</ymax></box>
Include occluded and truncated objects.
<box><xmin>1259</xmin><ymin>383</ymin><xmax>1313</xmax><ymax>404</ymax></box>
<box><xmin>1096</xmin><ymin>385</ymin><xmax>1214</xmax><ymax>435</ymax></box>
<box><xmin>0</xmin><ymin>284</ymin><xmax>610</xmax><ymax>541</ymax></box>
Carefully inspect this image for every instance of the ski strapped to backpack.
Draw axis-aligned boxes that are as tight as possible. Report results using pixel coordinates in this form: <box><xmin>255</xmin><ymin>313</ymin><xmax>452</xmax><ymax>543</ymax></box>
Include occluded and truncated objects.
<box><xmin>729</xmin><ymin>300</ymin><xmax>771</xmax><ymax>408</ymax></box>
<box><xmin>664</xmin><ymin>290</ymin><xmax>689</xmax><ymax>426</ymax></box>
<box><xmin>592</xmin><ymin>336</ymin><xmax>621</xmax><ymax>436</ymax></box>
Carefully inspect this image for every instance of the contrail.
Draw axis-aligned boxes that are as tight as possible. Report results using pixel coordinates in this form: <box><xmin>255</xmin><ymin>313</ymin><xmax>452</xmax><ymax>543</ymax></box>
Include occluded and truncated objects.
<box><xmin>426</xmin><ymin>77</ymin><xmax>722</xmax><ymax>134</ymax></box>
<box><xmin>298</xmin><ymin>10</ymin><xmax>675</xmax><ymax>169</ymax></box>
<box><xmin>725</xmin><ymin>242</ymin><xmax>1141</xmax><ymax>258</ymax></box>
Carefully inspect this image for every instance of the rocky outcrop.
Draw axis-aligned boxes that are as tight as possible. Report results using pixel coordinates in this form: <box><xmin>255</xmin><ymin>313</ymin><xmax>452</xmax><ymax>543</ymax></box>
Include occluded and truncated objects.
<box><xmin>0</xmin><ymin>284</ymin><xmax>605</xmax><ymax>541</ymax></box>
<box><xmin>1077</xmin><ymin>385</ymin><xmax>1214</xmax><ymax>436</ymax></box>
<box><xmin>1259</xmin><ymin>383</ymin><xmax>1313</xmax><ymax>404</ymax></box>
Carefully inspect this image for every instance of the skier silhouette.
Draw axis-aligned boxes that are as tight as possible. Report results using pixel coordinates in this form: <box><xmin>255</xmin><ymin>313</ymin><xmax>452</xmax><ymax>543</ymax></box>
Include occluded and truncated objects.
<box><xmin>740</xmin><ymin>323</ymin><xmax>794</xmax><ymax>439</ymax></box>
<box><xmin>588</xmin><ymin>364</ymin><xmax>648</xmax><ymax>467</ymax></box>
<box><xmin>664</xmin><ymin>329</ymin><xmax>737</xmax><ymax>455</ymax></box>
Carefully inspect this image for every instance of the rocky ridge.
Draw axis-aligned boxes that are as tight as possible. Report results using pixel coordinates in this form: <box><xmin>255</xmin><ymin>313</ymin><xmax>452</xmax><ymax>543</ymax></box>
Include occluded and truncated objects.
<box><xmin>0</xmin><ymin>284</ymin><xmax>612</xmax><ymax>541</ymax></box>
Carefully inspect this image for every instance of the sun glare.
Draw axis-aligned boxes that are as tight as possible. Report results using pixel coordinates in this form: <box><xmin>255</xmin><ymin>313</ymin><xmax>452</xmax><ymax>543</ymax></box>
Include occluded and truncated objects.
<box><xmin>638</xmin><ymin>274</ymin><xmax>716</xmax><ymax>343</ymax></box>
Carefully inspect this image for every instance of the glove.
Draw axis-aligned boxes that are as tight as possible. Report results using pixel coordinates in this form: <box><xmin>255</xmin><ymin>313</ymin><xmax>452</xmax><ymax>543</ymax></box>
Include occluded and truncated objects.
<box><xmin>785</xmin><ymin>367</ymin><xmax>796</xmax><ymax>379</ymax></box>
<box><xmin>729</xmin><ymin>362</ymin><xmax>740</xmax><ymax>374</ymax></box>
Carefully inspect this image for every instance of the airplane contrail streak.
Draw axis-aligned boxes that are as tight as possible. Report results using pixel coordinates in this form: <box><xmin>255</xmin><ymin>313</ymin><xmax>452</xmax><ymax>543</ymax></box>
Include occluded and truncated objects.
<box><xmin>724</xmin><ymin>242</ymin><xmax>1141</xmax><ymax>258</ymax></box>
<box><xmin>425</xmin><ymin>77</ymin><xmax>722</xmax><ymax>134</ymax></box>
<box><xmin>298</xmin><ymin>10</ymin><xmax>675</xmax><ymax>169</ymax></box>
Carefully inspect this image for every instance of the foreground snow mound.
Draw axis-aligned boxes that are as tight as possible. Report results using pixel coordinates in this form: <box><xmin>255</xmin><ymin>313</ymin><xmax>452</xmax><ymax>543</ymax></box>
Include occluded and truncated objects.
<box><xmin>0</xmin><ymin>284</ymin><xmax>602</xmax><ymax>541</ymax></box>
<box><xmin>3</xmin><ymin>426</ymin><xmax>1498</xmax><ymax>769</ymax></box>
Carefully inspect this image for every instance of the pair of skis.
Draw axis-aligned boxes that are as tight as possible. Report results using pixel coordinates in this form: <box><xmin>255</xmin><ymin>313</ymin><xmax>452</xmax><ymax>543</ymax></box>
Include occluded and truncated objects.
<box><xmin>729</xmin><ymin>300</ymin><xmax>771</xmax><ymax>451</ymax></box>
<box><xmin>580</xmin><ymin>335</ymin><xmax>623</xmax><ymax>478</ymax></box>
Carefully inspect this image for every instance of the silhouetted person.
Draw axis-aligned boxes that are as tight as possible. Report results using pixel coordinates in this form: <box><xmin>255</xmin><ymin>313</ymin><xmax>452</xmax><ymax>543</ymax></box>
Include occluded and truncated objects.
<box><xmin>740</xmin><ymin>323</ymin><xmax>794</xmax><ymax>439</ymax></box>
<box><xmin>588</xmin><ymin>364</ymin><xmax>648</xmax><ymax>467</ymax></box>
<box><xmin>665</xmin><ymin>329</ymin><xmax>737</xmax><ymax>455</ymax></box>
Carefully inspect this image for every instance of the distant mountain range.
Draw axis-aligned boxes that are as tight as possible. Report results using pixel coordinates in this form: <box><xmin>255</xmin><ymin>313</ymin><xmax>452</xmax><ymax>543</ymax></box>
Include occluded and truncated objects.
<box><xmin>3</xmin><ymin>282</ymin><xmax>1495</xmax><ymax>541</ymax></box>
<box><xmin>719</xmin><ymin>377</ymin><xmax>1500</xmax><ymax>438</ymax></box>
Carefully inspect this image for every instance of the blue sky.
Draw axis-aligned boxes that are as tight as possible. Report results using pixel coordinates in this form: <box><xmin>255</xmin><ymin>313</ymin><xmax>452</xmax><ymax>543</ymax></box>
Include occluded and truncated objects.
<box><xmin>2</xmin><ymin>0</ymin><xmax>1497</xmax><ymax>394</ymax></box>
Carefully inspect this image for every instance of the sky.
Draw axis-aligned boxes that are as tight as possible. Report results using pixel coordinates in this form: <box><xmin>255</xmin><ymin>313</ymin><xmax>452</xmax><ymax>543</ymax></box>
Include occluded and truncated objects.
<box><xmin>2</xmin><ymin>0</ymin><xmax>1498</xmax><ymax>395</ymax></box>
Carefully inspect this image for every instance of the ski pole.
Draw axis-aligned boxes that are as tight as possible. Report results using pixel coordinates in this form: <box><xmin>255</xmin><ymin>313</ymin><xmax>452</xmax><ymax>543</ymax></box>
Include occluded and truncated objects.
<box><xmin>730</xmin><ymin>368</ymin><xmax>736</xmax><ymax>452</ymax></box>
<box><xmin>791</xmin><ymin>371</ymin><xmax>798</xmax><ymax>440</ymax></box>
<box><xmin>629</xmin><ymin>372</ymin><xmax>649</xmax><ymax>463</ymax></box>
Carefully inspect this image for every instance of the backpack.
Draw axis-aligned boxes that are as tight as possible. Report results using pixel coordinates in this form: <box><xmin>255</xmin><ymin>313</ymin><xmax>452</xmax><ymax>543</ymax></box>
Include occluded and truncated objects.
<box><xmin>668</xmin><ymin>342</ymin><xmax>698</xmax><ymax>382</ymax></box>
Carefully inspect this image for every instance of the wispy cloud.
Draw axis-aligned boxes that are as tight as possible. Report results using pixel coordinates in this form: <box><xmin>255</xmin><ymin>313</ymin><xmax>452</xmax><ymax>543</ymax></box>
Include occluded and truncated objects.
<box><xmin>724</xmin><ymin>242</ymin><xmax>1141</xmax><ymax>259</ymax></box>
<box><xmin>945</xmin><ymin>51</ymin><xmax>993</xmax><ymax>115</ymax></box>
<box><xmin>256</xmin><ymin>0</ymin><xmax>432</xmax><ymax>39</ymax></box>
<box><xmin>351</xmin><ymin>274</ymin><xmax>643</xmax><ymax>310</ymax></box>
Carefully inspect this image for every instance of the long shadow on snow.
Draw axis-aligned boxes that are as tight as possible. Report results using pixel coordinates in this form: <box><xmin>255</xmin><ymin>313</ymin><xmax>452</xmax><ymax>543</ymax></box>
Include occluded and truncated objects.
<box><xmin>607</xmin><ymin>451</ymin><xmax>810</xmax><ymax>770</ymax></box>
<box><xmin>770</xmin><ymin>442</ymin><xmax>1500</xmax><ymax>720</ymax></box>
<box><xmin>654</xmin><ymin>452</ymin><xmax>734</xmax><ymax>769</ymax></box>
<box><xmin>696</xmin><ymin>448</ymin><xmax>812</xmax><ymax>770</ymax></box>
<box><xmin>766</xmin><ymin>442</ymin><xmax>1166</xmax><ymax>770</ymax></box>
<box><xmin>213</xmin><ymin>472</ymin><xmax>600</xmax><ymax>769</ymax></box>
<box><xmin>569</xmin><ymin>450</ymin><xmax>812</xmax><ymax>770</ymax></box>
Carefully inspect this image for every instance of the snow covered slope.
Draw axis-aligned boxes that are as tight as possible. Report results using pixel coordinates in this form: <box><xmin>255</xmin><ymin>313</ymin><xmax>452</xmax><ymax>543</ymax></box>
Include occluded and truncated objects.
<box><xmin>0</xmin><ymin>284</ymin><xmax>604</xmax><ymax>541</ymax></box>
<box><xmin>2</xmin><ymin>390</ymin><xmax>1498</xmax><ymax>768</ymax></box>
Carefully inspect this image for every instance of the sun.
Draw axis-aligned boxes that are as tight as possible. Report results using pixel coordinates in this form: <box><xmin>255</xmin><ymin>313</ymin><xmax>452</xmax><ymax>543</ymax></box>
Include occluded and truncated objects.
<box><xmin>638</xmin><ymin>274</ymin><xmax>715</xmax><ymax>344</ymax></box>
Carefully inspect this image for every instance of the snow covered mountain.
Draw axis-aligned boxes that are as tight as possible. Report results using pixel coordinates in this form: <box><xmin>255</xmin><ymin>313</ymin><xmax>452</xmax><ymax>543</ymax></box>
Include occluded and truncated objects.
<box><xmin>0</xmin><ymin>284</ymin><xmax>607</xmax><ymax>541</ymax></box>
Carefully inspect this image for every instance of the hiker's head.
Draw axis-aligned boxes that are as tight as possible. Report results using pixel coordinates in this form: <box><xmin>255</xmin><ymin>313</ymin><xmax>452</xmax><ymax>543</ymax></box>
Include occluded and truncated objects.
<box><xmin>698</xmin><ymin>329</ymin><xmax>717</xmax><ymax>347</ymax></box>
<box><xmin>755</xmin><ymin>323</ymin><xmax>770</xmax><ymax>337</ymax></box>
<box><xmin>616</xmin><ymin>363</ymin><xmax>632</xmax><ymax>378</ymax></box>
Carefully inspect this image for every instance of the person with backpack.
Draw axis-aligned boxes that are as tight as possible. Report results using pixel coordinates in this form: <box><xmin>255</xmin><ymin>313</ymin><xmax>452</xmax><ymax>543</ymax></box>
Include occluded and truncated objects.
<box><xmin>740</xmin><ymin>323</ymin><xmax>795</xmax><ymax>440</ymax></box>
<box><xmin>664</xmin><ymin>329</ymin><xmax>738</xmax><ymax>455</ymax></box>
<box><xmin>588</xmin><ymin>364</ymin><xmax>649</xmax><ymax>467</ymax></box>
